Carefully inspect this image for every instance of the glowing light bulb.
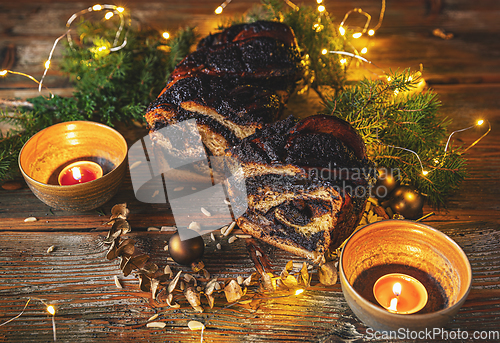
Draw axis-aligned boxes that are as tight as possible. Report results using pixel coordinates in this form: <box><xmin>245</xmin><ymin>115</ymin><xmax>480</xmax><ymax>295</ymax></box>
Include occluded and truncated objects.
<box><xmin>387</xmin><ymin>76</ymin><xmax>392</xmax><ymax>82</ymax></box>
<box><xmin>116</xmin><ymin>7</ymin><xmax>124</xmax><ymax>13</ymax></box>
<box><xmin>477</xmin><ymin>119</ymin><xmax>484</xmax><ymax>126</ymax></box>
<box><xmin>97</xmin><ymin>46</ymin><xmax>107</xmax><ymax>52</ymax></box>
<box><xmin>340</xmin><ymin>58</ymin><xmax>347</xmax><ymax>65</ymax></box>
<box><xmin>361</xmin><ymin>47</ymin><xmax>368</xmax><ymax>54</ymax></box>
<box><xmin>92</xmin><ymin>4</ymin><xmax>102</xmax><ymax>11</ymax></box>
<box><xmin>47</xmin><ymin>305</ymin><xmax>56</xmax><ymax>315</ymax></box>
<box><xmin>339</xmin><ymin>26</ymin><xmax>345</xmax><ymax>36</ymax></box>
<box><xmin>104</xmin><ymin>11</ymin><xmax>114</xmax><ymax>20</ymax></box>
<box><xmin>368</xmin><ymin>29</ymin><xmax>375</xmax><ymax>36</ymax></box>
<box><xmin>44</xmin><ymin>60</ymin><xmax>51</xmax><ymax>69</ymax></box>
<box><xmin>162</xmin><ymin>32</ymin><xmax>170</xmax><ymax>39</ymax></box>
<box><xmin>215</xmin><ymin>6</ymin><xmax>223</xmax><ymax>14</ymax></box>
<box><xmin>422</xmin><ymin>170</ymin><xmax>429</xmax><ymax>176</ymax></box>
<box><xmin>321</xmin><ymin>48</ymin><xmax>328</xmax><ymax>55</ymax></box>
<box><xmin>0</xmin><ymin>70</ymin><xmax>8</xmax><ymax>76</ymax></box>
<box><xmin>318</xmin><ymin>5</ymin><xmax>325</xmax><ymax>12</ymax></box>
<box><xmin>316</xmin><ymin>0</ymin><xmax>323</xmax><ymax>3</ymax></box>
<box><xmin>352</xmin><ymin>32</ymin><xmax>362</xmax><ymax>39</ymax></box>
<box><xmin>295</xmin><ymin>289</ymin><xmax>304</xmax><ymax>296</ymax></box>
<box><xmin>394</xmin><ymin>89</ymin><xmax>399</xmax><ymax>95</ymax></box>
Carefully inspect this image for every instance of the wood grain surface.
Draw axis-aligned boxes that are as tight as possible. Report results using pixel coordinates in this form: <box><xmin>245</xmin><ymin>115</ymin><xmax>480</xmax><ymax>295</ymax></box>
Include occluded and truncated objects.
<box><xmin>1</xmin><ymin>1</ymin><xmax>500</xmax><ymax>342</ymax></box>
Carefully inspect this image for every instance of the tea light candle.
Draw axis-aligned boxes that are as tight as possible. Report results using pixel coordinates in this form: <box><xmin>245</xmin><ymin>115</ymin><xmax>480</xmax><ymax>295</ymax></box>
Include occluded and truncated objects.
<box><xmin>58</xmin><ymin>161</ymin><xmax>103</xmax><ymax>186</ymax></box>
<box><xmin>373</xmin><ymin>273</ymin><xmax>428</xmax><ymax>314</ymax></box>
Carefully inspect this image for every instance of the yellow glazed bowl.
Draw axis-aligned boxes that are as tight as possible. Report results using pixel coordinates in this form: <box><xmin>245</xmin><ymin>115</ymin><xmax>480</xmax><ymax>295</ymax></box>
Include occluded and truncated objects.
<box><xmin>19</xmin><ymin>121</ymin><xmax>128</xmax><ymax>211</ymax></box>
<box><xmin>339</xmin><ymin>219</ymin><xmax>472</xmax><ymax>332</ymax></box>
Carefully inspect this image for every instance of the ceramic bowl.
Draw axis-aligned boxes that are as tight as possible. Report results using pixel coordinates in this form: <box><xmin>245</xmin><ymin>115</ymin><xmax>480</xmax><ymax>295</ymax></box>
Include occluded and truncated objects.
<box><xmin>19</xmin><ymin>121</ymin><xmax>128</xmax><ymax>211</ymax></box>
<box><xmin>339</xmin><ymin>219</ymin><xmax>472</xmax><ymax>332</ymax></box>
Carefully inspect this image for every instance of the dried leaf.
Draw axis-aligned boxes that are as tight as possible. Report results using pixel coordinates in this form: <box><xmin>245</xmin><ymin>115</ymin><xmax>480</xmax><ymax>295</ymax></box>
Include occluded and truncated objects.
<box><xmin>205</xmin><ymin>293</ymin><xmax>215</xmax><ymax>309</ymax></box>
<box><xmin>224</xmin><ymin>279</ymin><xmax>243</xmax><ymax>303</ymax></box>
<box><xmin>168</xmin><ymin>271</ymin><xmax>182</xmax><ymax>293</ymax></box>
<box><xmin>318</xmin><ymin>261</ymin><xmax>338</xmax><ymax>286</ymax></box>
<box><xmin>112</xmin><ymin>218</ymin><xmax>131</xmax><ymax>234</ymax></box>
<box><xmin>282</xmin><ymin>274</ymin><xmax>299</xmax><ymax>288</ymax></box>
<box><xmin>205</xmin><ymin>278</ymin><xmax>218</xmax><ymax>296</ymax></box>
<box><xmin>122</xmin><ymin>254</ymin><xmax>149</xmax><ymax>276</ymax></box>
<box><xmin>164</xmin><ymin>265</ymin><xmax>173</xmax><ymax>278</ymax></box>
<box><xmin>110</xmin><ymin>203</ymin><xmax>129</xmax><ymax>220</ymax></box>
<box><xmin>138</xmin><ymin>273</ymin><xmax>151</xmax><ymax>292</ymax></box>
<box><xmin>285</xmin><ymin>260</ymin><xmax>294</xmax><ymax>272</ymax></box>
<box><xmin>151</xmin><ymin>278</ymin><xmax>160</xmax><ymax>299</ymax></box>
<box><xmin>188</xmin><ymin>320</ymin><xmax>205</xmax><ymax>331</ymax></box>
<box><xmin>183</xmin><ymin>273</ymin><xmax>197</xmax><ymax>286</ymax></box>
<box><xmin>104</xmin><ymin>229</ymin><xmax>122</xmax><ymax>244</ymax></box>
<box><xmin>106</xmin><ymin>237</ymin><xmax>120</xmax><ymax>260</ymax></box>
<box><xmin>146</xmin><ymin>321</ymin><xmax>166</xmax><ymax>329</ymax></box>
<box><xmin>299</xmin><ymin>262</ymin><xmax>310</xmax><ymax>287</ymax></box>
<box><xmin>237</xmin><ymin>276</ymin><xmax>244</xmax><ymax>285</ymax></box>
<box><xmin>165</xmin><ymin>293</ymin><xmax>180</xmax><ymax>308</ymax></box>
<box><xmin>141</xmin><ymin>262</ymin><xmax>159</xmax><ymax>277</ymax></box>
<box><xmin>199</xmin><ymin>268</ymin><xmax>210</xmax><ymax>282</ymax></box>
<box><xmin>261</xmin><ymin>272</ymin><xmax>275</xmax><ymax>292</ymax></box>
<box><xmin>115</xmin><ymin>238</ymin><xmax>136</xmax><ymax>257</ymax></box>
<box><xmin>184</xmin><ymin>286</ymin><xmax>203</xmax><ymax>312</ymax></box>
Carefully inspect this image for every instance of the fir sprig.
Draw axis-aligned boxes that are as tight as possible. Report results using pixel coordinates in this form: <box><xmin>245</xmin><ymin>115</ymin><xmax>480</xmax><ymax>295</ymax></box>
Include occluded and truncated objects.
<box><xmin>323</xmin><ymin>69</ymin><xmax>467</xmax><ymax>206</ymax></box>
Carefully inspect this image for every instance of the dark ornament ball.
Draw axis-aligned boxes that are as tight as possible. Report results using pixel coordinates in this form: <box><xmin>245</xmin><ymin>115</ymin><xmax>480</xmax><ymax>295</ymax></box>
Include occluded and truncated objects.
<box><xmin>168</xmin><ymin>229</ymin><xmax>204</xmax><ymax>265</ymax></box>
<box><xmin>373</xmin><ymin>167</ymin><xmax>399</xmax><ymax>199</ymax></box>
<box><xmin>383</xmin><ymin>185</ymin><xmax>424</xmax><ymax>220</ymax></box>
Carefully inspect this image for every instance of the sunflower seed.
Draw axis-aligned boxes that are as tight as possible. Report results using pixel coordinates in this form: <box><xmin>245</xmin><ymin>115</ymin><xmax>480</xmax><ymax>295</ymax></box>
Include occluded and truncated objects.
<box><xmin>191</xmin><ymin>187</ymin><xmax>197</xmax><ymax>190</ymax></box>
<box><xmin>255</xmin><ymin>250</ymin><xmax>262</xmax><ymax>257</ymax></box>
<box><xmin>235</xmin><ymin>234</ymin><xmax>252</xmax><ymax>239</ymax></box>
<box><xmin>24</xmin><ymin>217</ymin><xmax>37</xmax><ymax>222</ymax></box>
<box><xmin>160</xmin><ymin>226</ymin><xmax>177</xmax><ymax>232</ymax></box>
<box><xmin>152</xmin><ymin>190</ymin><xmax>159</xmax><ymax>198</ymax></box>
<box><xmin>224</xmin><ymin>199</ymin><xmax>231</xmax><ymax>205</ymax></box>
<box><xmin>188</xmin><ymin>222</ymin><xmax>200</xmax><ymax>231</ymax></box>
<box><xmin>237</xmin><ymin>276</ymin><xmax>244</xmax><ymax>285</ymax></box>
<box><xmin>201</xmin><ymin>207</ymin><xmax>211</xmax><ymax>217</ymax></box>
<box><xmin>147</xmin><ymin>322</ymin><xmax>166</xmax><ymax>328</ymax></box>
<box><xmin>148</xmin><ymin>314</ymin><xmax>158</xmax><ymax>322</ymax></box>
<box><xmin>220</xmin><ymin>225</ymin><xmax>229</xmax><ymax>235</ymax></box>
<box><xmin>174</xmin><ymin>186</ymin><xmax>184</xmax><ymax>191</ymax></box>
<box><xmin>224</xmin><ymin>222</ymin><xmax>236</xmax><ymax>236</ymax></box>
<box><xmin>164</xmin><ymin>245</ymin><xmax>169</xmax><ymax>251</ymax></box>
<box><xmin>164</xmin><ymin>265</ymin><xmax>173</xmax><ymax>277</ymax></box>
<box><xmin>46</xmin><ymin>245</ymin><xmax>55</xmax><ymax>254</ymax></box>
<box><xmin>228</xmin><ymin>236</ymin><xmax>237</xmax><ymax>244</ymax></box>
<box><xmin>210</xmin><ymin>233</ymin><xmax>216</xmax><ymax>241</ymax></box>
<box><xmin>114</xmin><ymin>275</ymin><xmax>123</xmax><ymax>288</ymax></box>
<box><xmin>147</xmin><ymin>226</ymin><xmax>160</xmax><ymax>231</ymax></box>
<box><xmin>129</xmin><ymin>160</ymin><xmax>141</xmax><ymax>170</ymax></box>
<box><xmin>216</xmin><ymin>243</ymin><xmax>222</xmax><ymax>250</ymax></box>
<box><xmin>188</xmin><ymin>320</ymin><xmax>205</xmax><ymax>331</ymax></box>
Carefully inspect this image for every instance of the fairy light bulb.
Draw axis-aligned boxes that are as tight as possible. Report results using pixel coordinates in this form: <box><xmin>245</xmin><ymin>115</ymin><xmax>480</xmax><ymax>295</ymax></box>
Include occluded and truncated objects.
<box><xmin>316</xmin><ymin>0</ymin><xmax>323</xmax><ymax>3</ymax></box>
<box><xmin>162</xmin><ymin>32</ymin><xmax>170</xmax><ymax>39</ymax></box>
<box><xmin>92</xmin><ymin>4</ymin><xmax>102</xmax><ymax>11</ymax></box>
<box><xmin>44</xmin><ymin>60</ymin><xmax>51</xmax><ymax>69</ymax></box>
<box><xmin>47</xmin><ymin>305</ymin><xmax>55</xmax><ymax>315</ymax></box>
<box><xmin>339</xmin><ymin>26</ymin><xmax>346</xmax><ymax>36</ymax></box>
<box><xmin>477</xmin><ymin>119</ymin><xmax>484</xmax><ymax>126</ymax></box>
<box><xmin>0</xmin><ymin>70</ymin><xmax>7</xmax><ymax>76</ymax></box>
<box><xmin>368</xmin><ymin>29</ymin><xmax>375</xmax><ymax>36</ymax></box>
<box><xmin>295</xmin><ymin>289</ymin><xmax>305</xmax><ymax>296</ymax></box>
<box><xmin>116</xmin><ymin>7</ymin><xmax>124</xmax><ymax>13</ymax></box>
<box><xmin>98</xmin><ymin>46</ymin><xmax>107</xmax><ymax>51</ymax></box>
<box><xmin>340</xmin><ymin>58</ymin><xmax>347</xmax><ymax>65</ymax></box>
<box><xmin>352</xmin><ymin>32</ymin><xmax>362</xmax><ymax>39</ymax></box>
<box><xmin>318</xmin><ymin>5</ymin><xmax>325</xmax><ymax>12</ymax></box>
<box><xmin>361</xmin><ymin>47</ymin><xmax>368</xmax><ymax>54</ymax></box>
<box><xmin>215</xmin><ymin>6</ymin><xmax>223</xmax><ymax>14</ymax></box>
<box><xmin>422</xmin><ymin>170</ymin><xmax>429</xmax><ymax>176</ymax></box>
<box><xmin>104</xmin><ymin>11</ymin><xmax>114</xmax><ymax>20</ymax></box>
<box><xmin>321</xmin><ymin>48</ymin><xmax>328</xmax><ymax>55</ymax></box>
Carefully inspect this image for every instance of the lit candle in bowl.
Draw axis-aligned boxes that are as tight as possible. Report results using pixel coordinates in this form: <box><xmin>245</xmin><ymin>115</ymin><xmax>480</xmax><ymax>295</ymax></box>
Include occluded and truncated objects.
<box><xmin>58</xmin><ymin>161</ymin><xmax>103</xmax><ymax>186</ymax></box>
<box><xmin>373</xmin><ymin>273</ymin><xmax>428</xmax><ymax>314</ymax></box>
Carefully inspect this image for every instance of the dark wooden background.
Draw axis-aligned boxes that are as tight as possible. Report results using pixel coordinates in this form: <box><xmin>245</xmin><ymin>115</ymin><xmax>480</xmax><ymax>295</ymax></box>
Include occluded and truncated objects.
<box><xmin>1</xmin><ymin>1</ymin><xmax>500</xmax><ymax>342</ymax></box>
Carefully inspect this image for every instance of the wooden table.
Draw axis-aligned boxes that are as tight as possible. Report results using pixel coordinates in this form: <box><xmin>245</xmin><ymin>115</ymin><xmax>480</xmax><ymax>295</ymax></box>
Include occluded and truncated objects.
<box><xmin>1</xmin><ymin>1</ymin><xmax>500</xmax><ymax>342</ymax></box>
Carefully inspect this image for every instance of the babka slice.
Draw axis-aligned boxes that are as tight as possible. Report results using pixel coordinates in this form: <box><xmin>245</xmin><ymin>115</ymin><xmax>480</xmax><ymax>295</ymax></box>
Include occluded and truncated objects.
<box><xmin>225</xmin><ymin>115</ymin><xmax>376</xmax><ymax>263</ymax></box>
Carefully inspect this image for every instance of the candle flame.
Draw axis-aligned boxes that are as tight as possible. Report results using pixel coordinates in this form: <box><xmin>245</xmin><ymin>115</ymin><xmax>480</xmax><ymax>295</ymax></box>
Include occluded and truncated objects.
<box><xmin>393</xmin><ymin>282</ymin><xmax>402</xmax><ymax>296</ymax></box>
<box><xmin>71</xmin><ymin>167</ymin><xmax>82</xmax><ymax>181</ymax></box>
